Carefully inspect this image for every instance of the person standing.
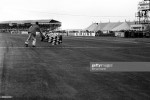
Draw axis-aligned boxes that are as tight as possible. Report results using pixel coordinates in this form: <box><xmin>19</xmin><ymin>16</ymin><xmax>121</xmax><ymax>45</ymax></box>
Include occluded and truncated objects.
<box><xmin>25</xmin><ymin>22</ymin><xmax>43</xmax><ymax>47</ymax></box>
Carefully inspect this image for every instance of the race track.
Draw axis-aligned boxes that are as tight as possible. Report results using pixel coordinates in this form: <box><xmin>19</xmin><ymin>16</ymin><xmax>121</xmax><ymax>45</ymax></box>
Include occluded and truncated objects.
<box><xmin>0</xmin><ymin>33</ymin><xmax>150</xmax><ymax>100</ymax></box>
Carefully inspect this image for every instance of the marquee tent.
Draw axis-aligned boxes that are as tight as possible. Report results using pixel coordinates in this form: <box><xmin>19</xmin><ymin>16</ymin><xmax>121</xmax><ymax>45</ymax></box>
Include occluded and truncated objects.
<box><xmin>85</xmin><ymin>23</ymin><xmax>98</xmax><ymax>31</ymax></box>
<box><xmin>102</xmin><ymin>22</ymin><xmax>122</xmax><ymax>31</ymax></box>
<box><xmin>85</xmin><ymin>22</ymin><xmax>135</xmax><ymax>33</ymax></box>
<box><xmin>112</xmin><ymin>22</ymin><xmax>135</xmax><ymax>31</ymax></box>
<box><xmin>94</xmin><ymin>23</ymin><xmax>108</xmax><ymax>32</ymax></box>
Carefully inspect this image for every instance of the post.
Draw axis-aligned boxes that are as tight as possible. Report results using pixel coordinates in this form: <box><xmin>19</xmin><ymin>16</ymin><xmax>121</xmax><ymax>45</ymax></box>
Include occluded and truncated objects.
<box><xmin>149</xmin><ymin>0</ymin><xmax>150</xmax><ymax>24</ymax></box>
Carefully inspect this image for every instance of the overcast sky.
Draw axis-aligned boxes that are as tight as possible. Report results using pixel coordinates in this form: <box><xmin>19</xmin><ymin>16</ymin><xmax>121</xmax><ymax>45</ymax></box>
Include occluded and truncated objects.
<box><xmin>0</xmin><ymin>0</ymin><xmax>140</xmax><ymax>29</ymax></box>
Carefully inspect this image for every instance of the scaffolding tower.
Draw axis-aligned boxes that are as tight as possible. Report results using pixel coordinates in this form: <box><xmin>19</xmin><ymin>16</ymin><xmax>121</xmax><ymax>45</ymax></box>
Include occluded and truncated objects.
<box><xmin>136</xmin><ymin>0</ymin><xmax>150</xmax><ymax>24</ymax></box>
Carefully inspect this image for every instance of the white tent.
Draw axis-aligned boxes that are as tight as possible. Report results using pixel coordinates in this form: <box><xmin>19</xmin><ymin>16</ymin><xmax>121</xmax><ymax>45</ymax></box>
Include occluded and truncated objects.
<box><xmin>112</xmin><ymin>22</ymin><xmax>134</xmax><ymax>31</ymax></box>
<box><xmin>102</xmin><ymin>22</ymin><xmax>122</xmax><ymax>31</ymax></box>
<box><xmin>85</xmin><ymin>22</ymin><xmax>135</xmax><ymax>33</ymax></box>
<box><xmin>94</xmin><ymin>23</ymin><xmax>108</xmax><ymax>32</ymax></box>
<box><xmin>85</xmin><ymin>23</ymin><xmax>98</xmax><ymax>31</ymax></box>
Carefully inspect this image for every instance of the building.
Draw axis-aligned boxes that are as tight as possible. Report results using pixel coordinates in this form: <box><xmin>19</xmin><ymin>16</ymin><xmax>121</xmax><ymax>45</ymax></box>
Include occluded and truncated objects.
<box><xmin>130</xmin><ymin>24</ymin><xmax>146</xmax><ymax>31</ymax></box>
<box><xmin>0</xmin><ymin>19</ymin><xmax>61</xmax><ymax>32</ymax></box>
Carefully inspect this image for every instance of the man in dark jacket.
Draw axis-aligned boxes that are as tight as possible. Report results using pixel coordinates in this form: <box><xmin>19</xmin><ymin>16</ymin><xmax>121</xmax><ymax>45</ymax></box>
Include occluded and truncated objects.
<box><xmin>25</xmin><ymin>22</ymin><xmax>43</xmax><ymax>47</ymax></box>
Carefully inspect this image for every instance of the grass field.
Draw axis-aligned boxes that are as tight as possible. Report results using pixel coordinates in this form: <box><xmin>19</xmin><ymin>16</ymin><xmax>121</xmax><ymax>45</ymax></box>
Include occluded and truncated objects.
<box><xmin>0</xmin><ymin>33</ymin><xmax>150</xmax><ymax>100</ymax></box>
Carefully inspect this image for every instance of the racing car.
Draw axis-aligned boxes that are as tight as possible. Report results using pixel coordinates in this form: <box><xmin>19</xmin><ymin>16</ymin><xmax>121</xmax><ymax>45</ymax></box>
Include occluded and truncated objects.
<box><xmin>41</xmin><ymin>31</ymin><xmax>62</xmax><ymax>45</ymax></box>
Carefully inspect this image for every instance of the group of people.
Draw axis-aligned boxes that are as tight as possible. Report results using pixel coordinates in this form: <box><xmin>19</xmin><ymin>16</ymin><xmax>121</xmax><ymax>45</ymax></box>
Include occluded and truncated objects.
<box><xmin>43</xmin><ymin>31</ymin><xmax>63</xmax><ymax>45</ymax></box>
<box><xmin>25</xmin><ymin>22</ymin><xmax>62</xmax><ymax>47</ymax></box>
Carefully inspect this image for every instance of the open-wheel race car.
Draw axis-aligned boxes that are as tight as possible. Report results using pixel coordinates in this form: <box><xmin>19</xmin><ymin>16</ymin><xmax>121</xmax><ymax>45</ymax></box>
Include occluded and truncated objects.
<box><xmin>41</xmin><ymin>31</ymin><xmax>63</xmax><ymax>45</ymax></box>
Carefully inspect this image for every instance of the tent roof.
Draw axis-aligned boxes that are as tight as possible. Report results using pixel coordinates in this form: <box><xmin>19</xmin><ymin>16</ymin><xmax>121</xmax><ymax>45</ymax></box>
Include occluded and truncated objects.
<box><xmin>85</xmin><ymin>23</ymin><xmax>98</xmax><ymax>31</ymax></box>
<box><xmin>85</xmin><ymin>21</ymin><xmax>135</xmax><ymax>32</ymax></box>
<box><xmin>102</xmin><ymin>22</ymin><xmax>122</xmax><ymax>31</ymax></box>
<box><xmin>112</xmin><ymin>22</ymin><xmax>135</xmax><ymax>31</ymax></box>
<box><xmin>112</xmin><ymin>22</ymin><xmax>129</xmax><ymax>31</ymax></box>
<box><xmin>94</xmin><ymin>23</ymin><xmax>108</xmax><ymax>32</ymax></box>
<box><xmin>126</xmin><ymin>22</ymin><xmax>135</xmax><ymax>26</ymax></box>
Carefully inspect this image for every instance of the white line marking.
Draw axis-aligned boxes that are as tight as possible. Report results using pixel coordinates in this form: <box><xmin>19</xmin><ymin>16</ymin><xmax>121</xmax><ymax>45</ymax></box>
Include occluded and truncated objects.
<box><xmin>66</xmin><ymin>37</ymin><xmax>150</xmax><ymax>44</ymax></box>
<box><xmin>0</xmin><ymin>46</ymin><xmax>150</xmax><ymax>49</ymax></box>
<box><xmin>0</xmin><ymin>96</ymin><xmax>13</xmax><ymax>98</ymax></box>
